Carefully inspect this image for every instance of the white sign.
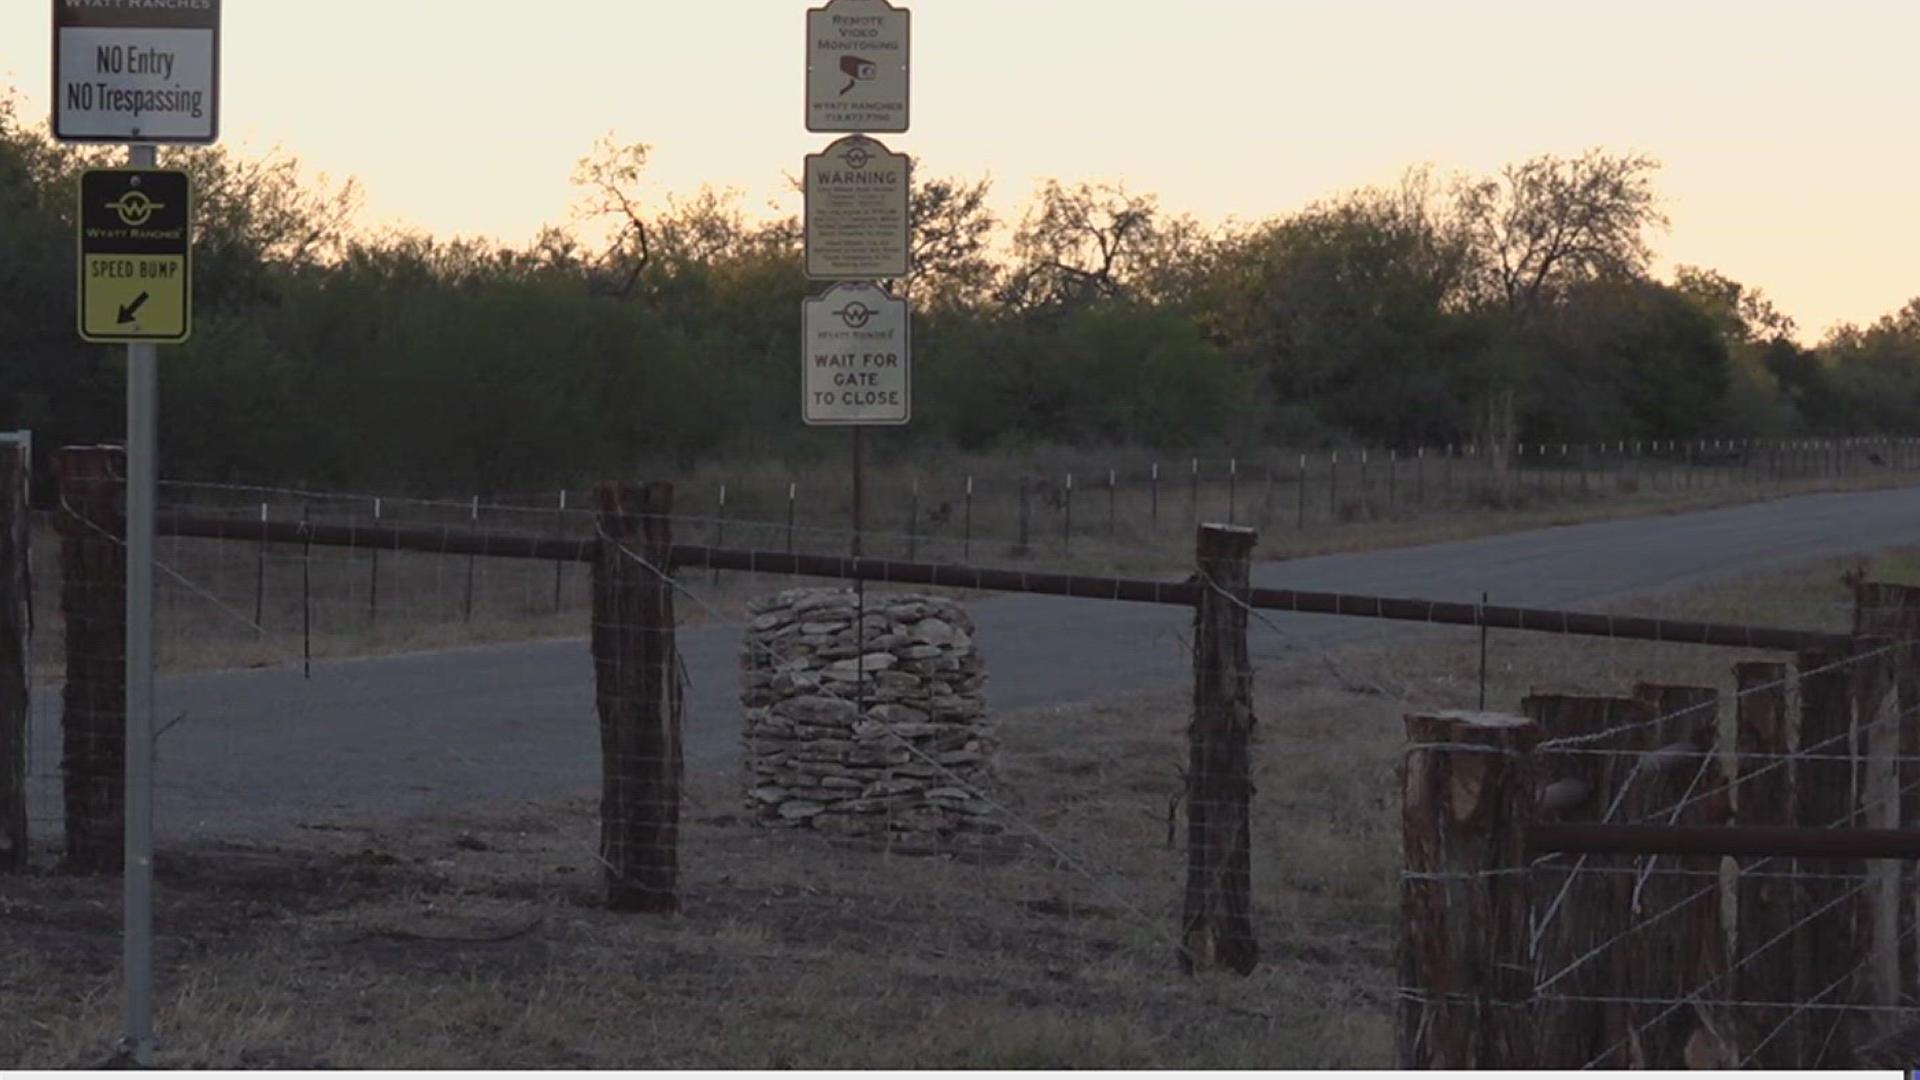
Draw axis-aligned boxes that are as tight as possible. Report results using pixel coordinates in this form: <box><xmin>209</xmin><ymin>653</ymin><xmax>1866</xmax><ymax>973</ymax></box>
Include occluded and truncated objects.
<box><xmin>806</xmin><ymin>0</ymin><xmax>909</xmax><ymax>133</ymax></box>
<box><xmin>803</xmin><ymin>283</ymin><xmax>911</xmax><ymax>425</ymax></box>
<box><xmin>805</xmin><ymin>135</ymin><xmax>910</xmax><ymax>280</ymax></box>
<box><xmin>53</xmin><ymin>0</ymin><xmax>221</xmax><ymax>143</ymax></box>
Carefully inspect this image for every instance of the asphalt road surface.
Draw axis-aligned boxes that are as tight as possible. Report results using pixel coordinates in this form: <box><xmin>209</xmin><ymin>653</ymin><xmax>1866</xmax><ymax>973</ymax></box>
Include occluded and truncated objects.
<box><xmin>23</xmin><ymin>486</ymin><xmax>1918</xmax><ymax>841</ymax></box>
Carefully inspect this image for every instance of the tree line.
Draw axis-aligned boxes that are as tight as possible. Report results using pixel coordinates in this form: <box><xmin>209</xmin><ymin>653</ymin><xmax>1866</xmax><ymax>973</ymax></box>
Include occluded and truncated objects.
<box><xmin>3</xmin><ymin>88</ymin><xmax>1916</xmax><ymax>496</ymax></box>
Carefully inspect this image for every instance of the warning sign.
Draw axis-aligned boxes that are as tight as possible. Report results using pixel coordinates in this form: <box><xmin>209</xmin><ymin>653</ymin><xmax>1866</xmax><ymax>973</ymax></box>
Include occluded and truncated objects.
<box><xmin>806</xmin><ymin>0</ymin><xmax>909</xmax><ymax>133</ymax></box>
<box><xmin>53</xmin><ymin>0</ymin><xmax>221</xmax><ymax>144</ymax></box>
<box><xmin>805</xmin><ymin>135</ymin><xmax>910</xmax><ymax>281</ymax></box>
<box><xmin>78</xmin><ymin>169</ymin><xmax>192</xmax><ymax>344</ymax></box>
<box><xmin>803</xmin><ymin>282</ymin><xmax>910</xmax><ymax>425</ymax></box>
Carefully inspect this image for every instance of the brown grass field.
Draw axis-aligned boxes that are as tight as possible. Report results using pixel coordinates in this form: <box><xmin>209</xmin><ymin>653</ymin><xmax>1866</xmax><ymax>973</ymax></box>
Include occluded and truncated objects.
<box><xmin>0</xmin><ymin>538</ymin><xmax>1883</xmax><ymax>1068</ymax></box>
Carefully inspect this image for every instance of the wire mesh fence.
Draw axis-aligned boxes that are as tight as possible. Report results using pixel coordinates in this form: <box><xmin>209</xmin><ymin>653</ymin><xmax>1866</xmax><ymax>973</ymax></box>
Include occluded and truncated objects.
<box><xmin>1398</xmin><ymin>624</ymin><xmax>1920</xmax><ymax>1069</ymax></box>
<box><xmin>8</xmin><ymin>458</ymin><xmax>1920</xmax><ymax>1067</ymax></box>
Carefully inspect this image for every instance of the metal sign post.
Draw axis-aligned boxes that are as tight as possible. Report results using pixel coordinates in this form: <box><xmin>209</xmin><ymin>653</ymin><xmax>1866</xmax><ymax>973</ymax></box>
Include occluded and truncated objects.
<box><xmin>803</xmin><ymin>1</ymin><xmax>910</xmax><ymax>753</ymax></box>
<box><xmin>56</xmin><ymin>0</ymin><xmax>218</xmax><ymax>1061</ymax></box>
<box><xmin>122</xmin><ymin>141</ymin><xmax>158</xmax><ymax>1066</ymax></box>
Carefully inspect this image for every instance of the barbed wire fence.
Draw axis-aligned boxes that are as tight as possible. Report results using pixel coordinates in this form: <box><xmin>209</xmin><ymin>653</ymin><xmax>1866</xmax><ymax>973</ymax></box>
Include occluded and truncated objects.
<box><xmin>15</xmin><ymin>455</ymin><xmax>1920</xmax><ymax>1066</ymax></box>
<box><xmin>13</xmin><ymin>466</ymin><xmax>1265</xmax><ymax>1041</ymax></box>
<box><xmin>135</xmin><ymin>434</ymin><xmax>1920</xmax><ymax>577</ymax></box>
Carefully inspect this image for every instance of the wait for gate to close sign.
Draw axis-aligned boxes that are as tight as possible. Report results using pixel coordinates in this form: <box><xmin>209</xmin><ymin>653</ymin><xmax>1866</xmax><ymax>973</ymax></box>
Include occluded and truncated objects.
<box><xmin>52</xmin><ymin>0</ymin><xmax>221</xmax><ymax>143</ymax></box>
<box><xmin>806</xmin><ymin>0</ymin><xmax>909</xmax><ymax>133</ymax></box>
<box><xmin>803</xmin><ymin>282</ymin><xmax>911</xmax><ymax>426</ymax></box>
<box><xmin>805</xmin><ymin>134</ymin><xmax>910</xmax><ymax>280</ymax></box>
<box><xmin>78</xmin><ymin>169</ymin><xmax>193</xmax><ymax>344</ymax></box>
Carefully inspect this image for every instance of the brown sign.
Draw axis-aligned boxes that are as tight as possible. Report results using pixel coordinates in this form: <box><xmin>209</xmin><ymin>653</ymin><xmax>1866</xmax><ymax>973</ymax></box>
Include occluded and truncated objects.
<box><xmin>805</xmin><ymin>135</ymin><xmax>910</xmax><ymax>281</ymax></box>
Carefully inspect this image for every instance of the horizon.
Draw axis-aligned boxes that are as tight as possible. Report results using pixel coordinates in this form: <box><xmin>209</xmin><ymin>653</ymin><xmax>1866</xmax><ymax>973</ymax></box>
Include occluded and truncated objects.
<box><xmin>5</xmin><ymin>0</ymin><xmax>1917</xmax><ymax>339</ymax></box>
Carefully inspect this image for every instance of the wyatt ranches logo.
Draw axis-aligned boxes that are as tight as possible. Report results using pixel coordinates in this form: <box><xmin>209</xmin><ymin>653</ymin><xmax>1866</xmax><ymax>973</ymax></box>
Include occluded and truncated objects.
<box><xmin>832</xmin><ymin>301</ymin><xmax>877</xmax><ymax>328</ymax></box>
<box><xmin>106</xmin><ymin>189</ymin><xmax>165</xmax><ymax>227</ymax></box>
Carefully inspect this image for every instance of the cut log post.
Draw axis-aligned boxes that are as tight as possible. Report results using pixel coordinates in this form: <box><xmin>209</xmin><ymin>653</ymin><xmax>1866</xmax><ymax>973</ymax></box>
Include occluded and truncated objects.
<box><xmin>0</xmin><ymin>440</ymin><xmax>28</xmax><ymax>872</ymax></box>
<box><xmin>1626</xmin><ymin>683</ymin><xmax>1734</xmax><ymax>1067</ymax></box>
<box><xmin>591</xmin><ymin>481</ymin><xmax>682</xmax><ymax>913</ymax></box>
<box><xmin>1524</xmin><ymin>692</ymin><xmax>1643</xmax><ymax>1068</ymax></box>
<box><xmin>1848</xmin><ymin>635</ymin><xmax>1903</xmax><ymax>1018</ymax></box>
<box><xmin>1852</xmin><ymin>581</ymin><xmax>1920</xmax><ymax>999</ymax></box>
<box><xmin>52</xmin><ymin>446</ymin><xmax>126</xmax><ymax>873</ymax></box>
<box><xmin>1398</xmin><ymin>710</ymin><xmax>1539</xmax><ymax>1069</ymax></box>
<box><xmin>1181</xmin><ymin>522</ymin><xmax>1258</xmax><ymax>975</ymax></box>
<box><xmin>1795</xmin><ymin>642</ymin><xmax>1862</xmax><ymax>1066</ymax></box>
<box><xmin>1732</xmin><ymin>660</ymin><xmax>1804</xmax><ymax>1069</ymax></box>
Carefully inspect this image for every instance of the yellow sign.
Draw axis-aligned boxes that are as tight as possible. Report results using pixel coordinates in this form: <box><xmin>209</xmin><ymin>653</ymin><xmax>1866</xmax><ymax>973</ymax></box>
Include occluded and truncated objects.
<box><xmin>78</xmin><ymin>168</ymin><xmax>192</xmax><ymax>344</ymax></box>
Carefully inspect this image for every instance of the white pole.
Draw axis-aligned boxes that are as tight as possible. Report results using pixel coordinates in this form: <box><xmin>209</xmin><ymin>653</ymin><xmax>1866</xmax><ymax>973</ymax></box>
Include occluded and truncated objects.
<box><xmin>123</xmin><ymin>141</ymin><xmax>158</xmax><ymax>1066</ymax></box>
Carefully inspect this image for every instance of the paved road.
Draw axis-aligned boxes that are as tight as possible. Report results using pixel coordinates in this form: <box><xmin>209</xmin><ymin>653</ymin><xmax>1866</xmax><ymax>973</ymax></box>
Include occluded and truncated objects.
<box><xmin>24</xmin><ymin>486</ymin><xmax>1920</xmax><ymax>840</ymax></box>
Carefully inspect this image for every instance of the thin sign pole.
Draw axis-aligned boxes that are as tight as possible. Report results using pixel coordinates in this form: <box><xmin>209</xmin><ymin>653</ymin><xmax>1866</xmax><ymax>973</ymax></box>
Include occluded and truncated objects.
<box><xmin>553</xmin><ymin>490</ymin><xmax>566</xmax><ymax>613</ymax></box>
<box><xmin>962</xmin><ymin>475</ymin><xmax>972</xmax><ymax>561</ymax></box>
<box><xmin>1478</xmin><ymin>591</ymin><xmax>1489</xmax><ymax>711</ymax></box>
<box><xmin>122</xmin><ymin>142</ymin><xmax>158</xmax><ymax>1066</ymax></box>
<box><xmin>368</xmin><ymin>497</ymin><xmax>380</xmax><ymax>626</ymax></box>
<box><xmin>463</xmin><ymin>495</ymin><xmax>477</xmax><ymax>622</ymax></box>
<box><xmin>253</xmin><ymin>501</ymin><xmax>266</xmax><ymax>625</ymax></box>
<box><xmin>851</xmin><ymin>428</ymin><xmax>865</xmax><ymax>719</ymax></box>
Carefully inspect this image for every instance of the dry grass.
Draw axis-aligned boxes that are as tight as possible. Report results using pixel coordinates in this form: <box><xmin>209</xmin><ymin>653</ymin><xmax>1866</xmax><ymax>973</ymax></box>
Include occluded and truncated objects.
<box><xmin>0</xmin><ymin>541</ymin><xmax>1887</xmax><ymax>1068</ymax></box>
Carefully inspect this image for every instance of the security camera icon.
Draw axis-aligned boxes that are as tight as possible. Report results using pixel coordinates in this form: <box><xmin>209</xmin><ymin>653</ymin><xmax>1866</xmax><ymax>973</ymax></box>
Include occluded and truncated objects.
<box><xmin>840</xmin><ymin>55</ymin><xmax>876</xmax><ymax>95</ymax></box>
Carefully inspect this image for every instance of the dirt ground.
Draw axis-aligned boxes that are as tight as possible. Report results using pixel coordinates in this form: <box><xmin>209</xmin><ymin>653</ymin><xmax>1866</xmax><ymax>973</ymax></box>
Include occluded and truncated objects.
<box><xmin>0</xmin><ymin>549</ymin><xmax>1875</xmax><ymax>1068</ymax></box>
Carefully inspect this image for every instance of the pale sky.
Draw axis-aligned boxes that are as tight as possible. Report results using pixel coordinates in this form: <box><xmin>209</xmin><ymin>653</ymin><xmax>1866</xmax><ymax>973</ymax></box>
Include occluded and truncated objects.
<box><xmin>6</xmin><ymin>0</ymin><xmax>1916</xmax><ymax>340</ymax></box>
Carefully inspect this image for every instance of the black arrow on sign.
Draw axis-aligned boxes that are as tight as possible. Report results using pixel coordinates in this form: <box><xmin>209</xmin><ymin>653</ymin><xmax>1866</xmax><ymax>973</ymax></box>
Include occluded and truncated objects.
<box><xmin>117</xmin><ymin>292</ymin><xmax>150</xmax><ymax>324</ymax></box>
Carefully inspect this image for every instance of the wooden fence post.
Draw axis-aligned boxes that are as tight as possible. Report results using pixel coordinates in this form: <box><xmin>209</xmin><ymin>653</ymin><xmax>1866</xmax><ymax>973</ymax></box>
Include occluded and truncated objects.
<box><xmin>1852</xmin><ymin>581</ymin><xmax>1920</xmax><ymax>998</ymax></box>
<box><xmin>52</xmin><ymin>445</ymin><xmax>126</xmax><ymax>873</ymax></box>
<box><xmin>1796</xmin><ymin>642</ymin><xmax>1862</xmax><ymax>1065</ymax></box>
<box><xmin>1732</xmin><ymin>660</ymin><xmax>1804</xmax><ymax>1069</ymax></box>
<box><xmin>1181</xmin><ymin>522</ymin><xmax>1258</xmax><ymax>975</ymax></box>
<box><xmin>0</xmin><ymin>440</ymin><xmax>28</xmax><ymax>872</ymax></box>
<box><xmin>591</xmin><ymin>481</ymin><xmax>682</xmax><ymax>913</ymax></box>
<box><xmin>1628</xmin><ymin>683</ymin><xmax>1735</xmax><ymax>1067</ymax></box>
<box><xmin>1525</xmin><ymin>693</ymin><xmax>1642</xmax><ymax>1068</ymax></box>
<box><xmin>1844</xmin><ymin>631</ymin><xmax>1905</xmax><ymax>1031</ymax></box>
<box><xmin>1398</xmin><ymin>710</ymin><xmax>1539</xmax><ymax>1069</ymax></box>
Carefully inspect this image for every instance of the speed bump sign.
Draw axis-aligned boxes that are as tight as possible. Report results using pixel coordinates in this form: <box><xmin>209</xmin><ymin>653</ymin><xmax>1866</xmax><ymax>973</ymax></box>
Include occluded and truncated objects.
<box><xmin>78</xmin><ymin>168</ymin><xmax>191</xmax><ymax>344</ymax></box>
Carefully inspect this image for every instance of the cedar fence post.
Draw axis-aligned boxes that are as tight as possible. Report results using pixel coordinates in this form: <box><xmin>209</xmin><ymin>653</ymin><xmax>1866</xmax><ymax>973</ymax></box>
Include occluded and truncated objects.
<box><xmin>1181</xmin><ymin>522</ymin><xmax>1258</xmax><ymax>975</ymax></box>
<box><xmin>1627</xmin><ymin>683</ymin><xmax>1736</xmax><ymax>1067</ymax></box>
<box><xmin>1852</xmin><ymin>581</ymin><xmax>1920</xmax><ymax>999</ymax></box>
<box><xmin>1847</xmin><ymin>631</ymin><xmax>1902</xmax><ymax>1016</ymax></box>
<box><xmin>1525</xmin><ymin>693</ymin><xmax>1642</xmax><ymax>1068</ymax></box>
<box><xmin>1795</xmin><ymin>642</ymin><xmax>1862</xmax><ymax>1065</ymax></box>
<box><xmin>1398</xmin><ymin>710</ymin><xmax>1538</xmax><ymax>1068</ymax></box>
<box><xmin>52</xmin><ymin>446</ymin><xmax>126</xmax><ymax>873</ymax></box>
<box><xmin>1732</xmin><ymin>660</ymin><xmax>1804</xmax><ymax>1069</ymax></box>
<box><xmin>591</xmin><ymin>481</ymin><xmax>682</xmax><ymax>913</ymax></box>
<box><xmin>0</xmin><ymin>439</ymin><xmax>28</xmax><ymax>872</ymax></box>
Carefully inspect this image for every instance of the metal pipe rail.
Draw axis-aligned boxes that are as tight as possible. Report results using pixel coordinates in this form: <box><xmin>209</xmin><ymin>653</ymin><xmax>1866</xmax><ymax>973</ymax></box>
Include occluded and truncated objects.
<box><xmin>1530</xmin><ymin>824</ymin><xmax>1920</xmax><ymax>860</ymax></box>
<box><xmin>143</xmin><ymin>509</ymin><xmax>1855</xmax><ymax>652</ymax></box>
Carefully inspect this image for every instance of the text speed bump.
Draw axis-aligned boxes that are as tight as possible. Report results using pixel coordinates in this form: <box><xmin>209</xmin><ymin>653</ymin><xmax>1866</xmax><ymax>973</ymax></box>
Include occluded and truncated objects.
<box><xmin>78</xmin><ymin>168</ymin><xmax>192</xmax><ymax>344</ymax></box>
<box><xmin>803</xmin><ymin>282</ymin><xmax>910</xmax><ymax>425</ymax></box>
